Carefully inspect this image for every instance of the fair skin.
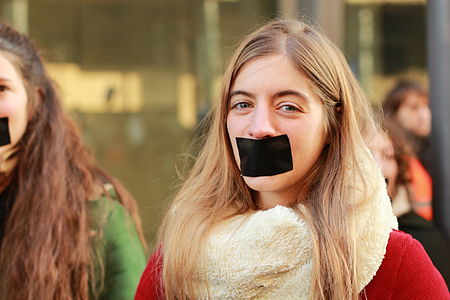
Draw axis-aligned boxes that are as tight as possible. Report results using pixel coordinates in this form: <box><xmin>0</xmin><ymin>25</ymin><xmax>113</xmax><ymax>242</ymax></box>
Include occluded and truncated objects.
<box><xmin>396</xmin><ymin>91</ymin><xmax>431</xmax><ymax>138</ymax></box>
<box><xmin>0</xmin><ymin>51</ymin><xmax>28</xmax><ymax>169</ymax></box>
<box><xmin>227</xmin><ymin>54</ymin><xmax>327</xmax><ymax>209</ymax></box>
<box><xmin>367</xmin><ymin>131</ymin><xmax>398</xmax><ymax>196</ymax></box>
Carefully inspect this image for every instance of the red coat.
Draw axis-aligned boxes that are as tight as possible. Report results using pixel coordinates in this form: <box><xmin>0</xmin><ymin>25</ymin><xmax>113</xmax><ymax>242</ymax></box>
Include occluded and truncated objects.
<box><xmin>135</xmin><ymin>230</ymin><xmax>449</xmax><ymax>300</ymax></box>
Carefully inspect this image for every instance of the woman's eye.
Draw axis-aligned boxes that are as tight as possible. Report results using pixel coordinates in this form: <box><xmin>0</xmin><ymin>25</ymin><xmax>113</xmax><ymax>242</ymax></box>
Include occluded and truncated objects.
<box><xmin>0</xmin><ymin>85</ymin><xmax>8</xmax><ymax>92</ymax></box>
<box><xmin>232</xmin><ymin>102</ymin><xmax>251</xmax><ymax>110</ymax></box>
<box><xmin>280</xmin><ymin>104</ymin><xmax>300</xmax><ymax>112</ymax></box>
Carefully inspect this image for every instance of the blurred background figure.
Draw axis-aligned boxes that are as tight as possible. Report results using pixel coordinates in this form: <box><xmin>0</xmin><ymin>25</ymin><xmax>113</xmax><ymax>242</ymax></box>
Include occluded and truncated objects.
<box><xmin>0</xmin><ymin>23</ymin><xmax>146</xmax><ymax>300</ymax></box>
<box><xmin>383</xmin><ymin>81</ymin><xmax>431</xmax><ymax>139</ymax></box>
<box><xmin>366</xmin><ymin>120</ymin><xmax>450</xmax><ymax>285</ymax></box>
<box><xmin>383</xmin><ymin>81</ymin><xmax>433</xmax><ymax>220</ymax></box>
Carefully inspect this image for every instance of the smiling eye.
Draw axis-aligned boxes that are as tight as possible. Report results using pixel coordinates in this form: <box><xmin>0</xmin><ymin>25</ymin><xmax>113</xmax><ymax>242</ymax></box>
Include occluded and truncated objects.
<box><xmin>0</xmin><ymin>85</ymin><xmax>7</xmax><ymax>92</ymax></box>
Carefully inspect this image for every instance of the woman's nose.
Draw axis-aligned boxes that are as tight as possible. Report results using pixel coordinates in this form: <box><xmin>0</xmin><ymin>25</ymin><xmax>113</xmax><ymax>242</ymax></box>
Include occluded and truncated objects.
<box><xmin>419</xmin><ymin>106</ymin><xmax>431</xmax><ymax>121</ymax></box>
<box><xmin>247</xmin><ymin>106</ymin><xmax>276</xmax><ymax>139</ymax></box>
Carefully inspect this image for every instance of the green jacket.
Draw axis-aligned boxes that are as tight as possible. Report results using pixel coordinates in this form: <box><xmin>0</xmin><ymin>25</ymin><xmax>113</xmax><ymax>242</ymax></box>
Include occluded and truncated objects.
<box><xmin>89</xmin><ymin>185</ymin><xmax>146</xmax><ymax>300</ymax></box>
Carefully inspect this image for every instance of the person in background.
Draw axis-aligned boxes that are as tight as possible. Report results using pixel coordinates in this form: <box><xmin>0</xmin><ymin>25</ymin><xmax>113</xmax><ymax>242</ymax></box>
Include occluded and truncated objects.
<box><xmin>0</xmin><ymin>23</ymin><xmax>146</xmax><ymax>300</ymax></box>
<box><xmin>383</xmin><ymin>81</ymin><xmax>433</xmax><ymax>220</ymax></box>
<box><xmin>135</xmin><ymin>20</ymin><xmax>448</xmax><ymax>300</ymax></box>
<box><xmin>367</xmin><ymin>119</ymin><xmax>450</xmax><ymax>286</ymax></box>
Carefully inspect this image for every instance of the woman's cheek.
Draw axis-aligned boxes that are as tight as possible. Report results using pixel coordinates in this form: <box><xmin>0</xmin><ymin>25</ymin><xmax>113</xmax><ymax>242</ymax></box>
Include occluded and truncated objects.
<box><xmin>0</xmin><ymin>101</ymin><xmax>15</xmax><ymax>117</ymax></box>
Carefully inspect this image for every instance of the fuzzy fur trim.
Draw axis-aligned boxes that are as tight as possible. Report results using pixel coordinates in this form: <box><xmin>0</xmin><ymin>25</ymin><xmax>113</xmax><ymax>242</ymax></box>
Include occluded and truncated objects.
<box><xmin>196</xmin><ymin>151</ymin><xmax>398</xmax><ymax>299</ymax></box>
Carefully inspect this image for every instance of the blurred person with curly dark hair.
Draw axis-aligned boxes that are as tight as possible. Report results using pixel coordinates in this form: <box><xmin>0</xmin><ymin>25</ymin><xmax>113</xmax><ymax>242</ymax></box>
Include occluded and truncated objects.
<box><xmin>0</xmin><ymin>23</ymin><xmax>146</xmax><ymax>300</ymax></box>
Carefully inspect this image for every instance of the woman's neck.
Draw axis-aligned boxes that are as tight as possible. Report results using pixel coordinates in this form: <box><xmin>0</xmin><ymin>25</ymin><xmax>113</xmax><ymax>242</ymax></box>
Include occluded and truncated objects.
<box><xmin>256</xmin><ymin>189</ymin><xmax>300</xmax><ymax>210</ymax></box>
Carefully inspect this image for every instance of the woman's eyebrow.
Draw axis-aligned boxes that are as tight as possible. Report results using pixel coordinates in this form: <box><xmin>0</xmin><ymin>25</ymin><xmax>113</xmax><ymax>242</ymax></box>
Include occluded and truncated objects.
<box><xmin>229</xmin><ymin>90</ymin><xmax>255</xmax><ymax>99</ymax></box>
<box><xmin>273</xmin><ymin>90</ymin><xmax>312</xmax><ymax>102</ymax></box>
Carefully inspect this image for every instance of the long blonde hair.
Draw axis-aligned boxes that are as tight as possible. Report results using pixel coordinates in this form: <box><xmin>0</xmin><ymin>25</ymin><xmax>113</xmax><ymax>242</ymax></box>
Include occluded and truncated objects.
<box><xmin>158</xmin><ymin>19</ymin><xmax>376</xmax><ymax>299</ymax></box>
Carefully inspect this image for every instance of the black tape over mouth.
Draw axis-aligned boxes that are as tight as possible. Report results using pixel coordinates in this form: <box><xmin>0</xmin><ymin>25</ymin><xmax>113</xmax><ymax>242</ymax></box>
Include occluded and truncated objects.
<box><xmin>0</xmin><ymin>118</ymin><xmax>10</xmax><ymax>147</ymax></box>
<box><xmin>236</xmin><ymin>134</ymin><xmax>293</xmax><ymax>177</ymax></box>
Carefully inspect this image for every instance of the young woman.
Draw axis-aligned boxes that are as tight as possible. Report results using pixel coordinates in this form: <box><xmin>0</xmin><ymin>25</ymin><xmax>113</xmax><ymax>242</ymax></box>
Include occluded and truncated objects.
<box><xmin>0</xmin><ymin>23</ymin><xmax>146</xmax><ymax>299</ymax></box>
<box><xmin>367</xmin><ymin>120</ymin><xmax>450</xmax><ymax>286</ymax></box>
<box><xmin>135</xmin><ymin>20</ymin><xmax>449</xmax><ymax>299</ymax></box>
<box><xmin>383</xmin><ymin>81</ymin><xmax>433</xmax><ymax>220</ymax></box>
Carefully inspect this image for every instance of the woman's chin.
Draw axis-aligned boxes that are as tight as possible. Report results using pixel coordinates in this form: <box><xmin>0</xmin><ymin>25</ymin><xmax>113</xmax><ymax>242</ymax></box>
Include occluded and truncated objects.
<box><xmin>242</xmin><ymin>173</ymin><xmax>292</xmax><ymax>193</ymax></box>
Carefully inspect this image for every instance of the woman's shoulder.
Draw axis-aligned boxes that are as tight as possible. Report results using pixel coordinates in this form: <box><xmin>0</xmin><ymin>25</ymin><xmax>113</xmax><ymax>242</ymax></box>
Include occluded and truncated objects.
<box><xmin>135</xmin><ymin>247</ymin><xmax>163</xmax><ymax>300</ymax></box>
<box><xmin>87</xmin><ymin>182</ymin><xmax>139</xmax><ymax>251</ymax></box>
<box><xmin>88</xmin><ymin>182</ymin><xmax>141</xmax><ymax>241</ymax></box>
<box><xmin>88</xmin><ymin>183</ymin><xmax>124</xmax><ymax>217</ymax></box>
<box><xmin>362</xmin><ymin>230</ymin><xmax>449</xmax><ymax>299</ymax></box>
<box><xmin>90</xmin><ymin>182</ymin><xmax>147</xmax><ymax>300</ymax></box>
<box><xmin>89</xmin><ymin>182</ymin><xmax>120</xmax><ymax>203</ymax></box>
<box><xmin>387</xmin><ymin>229</ymin><xmax>423</xmax><ymax>249</ymax></box>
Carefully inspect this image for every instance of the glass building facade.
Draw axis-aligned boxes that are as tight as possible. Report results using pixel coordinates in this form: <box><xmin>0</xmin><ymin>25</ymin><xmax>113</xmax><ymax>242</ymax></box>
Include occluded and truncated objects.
<box><xmin>0</xmin><ymin>0</ymin><xmax>426</xmax><ymax>247</ymax></box>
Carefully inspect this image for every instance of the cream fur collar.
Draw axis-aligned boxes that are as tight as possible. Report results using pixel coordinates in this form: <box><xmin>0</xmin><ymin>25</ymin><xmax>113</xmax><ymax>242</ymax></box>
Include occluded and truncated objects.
<box><xmin>195</xmin><ymin>153</ymin><xmax>398</xmax><ymax>299</ymax></box>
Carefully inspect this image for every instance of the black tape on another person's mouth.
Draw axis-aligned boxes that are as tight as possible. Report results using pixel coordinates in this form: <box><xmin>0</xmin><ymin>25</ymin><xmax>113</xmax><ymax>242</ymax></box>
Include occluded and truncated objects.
<box><xmin>236</xmin><ymin>134</ymin><xmax>293</xmax><ymax>177</ymax></box>
<box><xmin>0</xmin><ymin>118</ymin><xmax>10</xmax><ymax>147</ymax></box>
